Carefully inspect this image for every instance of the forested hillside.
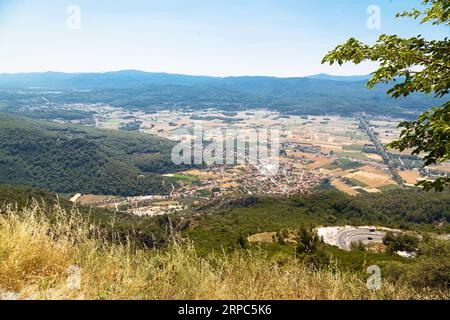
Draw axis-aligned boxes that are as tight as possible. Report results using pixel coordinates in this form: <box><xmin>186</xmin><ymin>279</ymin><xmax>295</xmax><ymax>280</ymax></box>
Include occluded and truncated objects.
<box><xmin>188</xmin><ymin>190</ymin><xmax>450</xmax><ymax>253</ymax></box>
<box><xmin>0</xmin><ymin>185</ymin><xmax>69</xmax><ymax>208</ymax></box>
<box><xmin>0</xmin><ymin>113</ymin><xmax>187</xmax><ymax>196</ymax></box>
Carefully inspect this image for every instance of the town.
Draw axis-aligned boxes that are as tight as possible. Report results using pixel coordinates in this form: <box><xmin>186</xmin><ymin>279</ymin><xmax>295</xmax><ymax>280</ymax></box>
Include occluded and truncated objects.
<box><xmin>57</xmin><ymin>105</ymin><xmax>450</xmax><ymax>216</ymax></box>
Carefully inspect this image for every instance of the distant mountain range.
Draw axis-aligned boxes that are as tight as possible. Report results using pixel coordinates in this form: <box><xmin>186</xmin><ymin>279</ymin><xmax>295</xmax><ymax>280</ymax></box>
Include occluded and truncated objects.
<box><xmin>0</xmin><ymin>70</ymin><xmax>371</xmax><ymax>89</ymax></box>
<box><xmin>307</xmin><ymin>73</ymin><xmax>371</xmax><ymax>82</ymax></box>
<box><xmin>0</xmin><ymin>70</ymin><xmax>214</xmax><ymax>89</ymax></box>
<box><xmin>0</xmin><ymin>70</ymin><xmax>443</xmax><ymax>118</ymax></box>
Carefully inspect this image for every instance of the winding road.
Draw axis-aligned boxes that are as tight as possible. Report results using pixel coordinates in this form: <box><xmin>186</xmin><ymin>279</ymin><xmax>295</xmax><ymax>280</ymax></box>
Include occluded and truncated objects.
<box><xmin>336</xmin><ymin>228</ymin><xmax>386</xmax><ymax>251</ymax></box>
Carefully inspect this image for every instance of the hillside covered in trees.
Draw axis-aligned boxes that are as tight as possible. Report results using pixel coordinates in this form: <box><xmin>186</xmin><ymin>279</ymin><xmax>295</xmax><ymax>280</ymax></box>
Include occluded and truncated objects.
<box><xmin>0</xmin><ymin>113</ymin><xmax>188</xmax><ymax>196</ymax></box>
<box><xmin>187</xmin><ymin>190</ymin><xmax>450</xmax><ymax>255</ymax></box>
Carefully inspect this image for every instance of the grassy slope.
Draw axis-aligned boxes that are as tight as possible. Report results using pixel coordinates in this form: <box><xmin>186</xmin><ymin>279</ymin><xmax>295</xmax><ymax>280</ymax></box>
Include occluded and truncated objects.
<box><xmin>0</xmin><ymin>113</ymin><xmax>188</xmax><ymax>196</ymax></box>
<box><xmin>1</xmin><ymin>204</ymin><xmax>446</xmax><ymax>300</ymax></box>
<box><xmin>0</xmin><ymin>185</ymin><xmax>175</xmax><ymax>249</ymax></box>
<box><xmin>0</xmin><ymin>188</ymin><xmax>448</xmax><ymax>299</ymax></box>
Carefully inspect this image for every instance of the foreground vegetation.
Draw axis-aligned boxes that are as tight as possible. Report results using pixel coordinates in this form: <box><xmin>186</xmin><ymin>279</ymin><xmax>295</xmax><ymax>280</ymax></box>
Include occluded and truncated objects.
<box><xmin>0</xmin><ymin>186</ymin><xmax>179</xmax><ymax>249</ymax></box>
<box><xmin>188</xmin><ymin>190</ymin><xmax>450</xmax><ymax>256</ymax></box>
<box><xmin>0</xmin><ymin>203</ymin><xmax>448</xmax><ymax>300</ymax></box>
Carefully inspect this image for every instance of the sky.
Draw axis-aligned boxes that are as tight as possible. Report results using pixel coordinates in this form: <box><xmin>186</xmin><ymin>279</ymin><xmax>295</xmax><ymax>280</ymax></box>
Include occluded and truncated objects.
<box><xmin>0</xmin><ymin>0</ymin><xmax>448</xmax><ymax>77</ymax></box>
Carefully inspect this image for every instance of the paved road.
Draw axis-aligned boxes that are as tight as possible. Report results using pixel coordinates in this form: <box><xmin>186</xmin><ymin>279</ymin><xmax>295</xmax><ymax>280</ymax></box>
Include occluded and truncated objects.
<box><xmin>336</xmin><ymin>228</ymin><xmax>386</xmax><ymax>251</ymax></box>
<box><xmin>358</xmin><ymin>117</ymin><xmax>406</xmax><ymax>189</ymax></box>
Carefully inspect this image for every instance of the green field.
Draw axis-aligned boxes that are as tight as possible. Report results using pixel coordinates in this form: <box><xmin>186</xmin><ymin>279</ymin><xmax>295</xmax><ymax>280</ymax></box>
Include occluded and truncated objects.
<box><xmin>168</xmin><ymin>173</ymin><xmax>200</xmax><ymax>183</ymax></box>
<box><xmin>337</xmin><ymin>152</ymin><xmax>368</xmax><ymax>161</ymax></box>
<box><xmin>378</xmin><ymin>184</ymin><xmax>401</xmax><ymax>192</ymax></box>
<box><xmin>347</xmin><ymin>178</ymin><xmax>369</xmax><ymax>188</ymax></box>
<box><xmin>342</xmin><ymin>144</ymin><xmax>364</xmax><ymax>152</ymax></box>
<box><xmin>325</xmin><ymin>159</ymin><xmax>365</xmax><ymax>170</ymax></box>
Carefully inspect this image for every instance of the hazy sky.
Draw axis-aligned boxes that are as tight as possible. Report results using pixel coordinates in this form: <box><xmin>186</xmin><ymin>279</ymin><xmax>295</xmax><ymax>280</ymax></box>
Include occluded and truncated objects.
<box><xmin>0</xmin><ymin>0</ymin><xmax>448</xmax><ymax>76</ymax></box>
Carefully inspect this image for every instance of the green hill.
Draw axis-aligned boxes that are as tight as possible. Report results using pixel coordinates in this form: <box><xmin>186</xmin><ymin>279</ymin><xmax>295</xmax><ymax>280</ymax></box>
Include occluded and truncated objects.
<box><xmin>186</xmin><ymin>190</ymin><xmax>450</xmax><ymax>254</ymax></box>
<box><xmin>0</xmin><ymin>113</ymin><xmax>187</xmax><ymax>196</ymax></box>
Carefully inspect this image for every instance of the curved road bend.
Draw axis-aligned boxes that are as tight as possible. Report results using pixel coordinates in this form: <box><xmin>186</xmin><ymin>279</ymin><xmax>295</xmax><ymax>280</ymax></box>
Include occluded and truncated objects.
<box><xmin>336</xmin><ymin>228</ymin><xmax>386</xmax><ymax>251</ymax></box>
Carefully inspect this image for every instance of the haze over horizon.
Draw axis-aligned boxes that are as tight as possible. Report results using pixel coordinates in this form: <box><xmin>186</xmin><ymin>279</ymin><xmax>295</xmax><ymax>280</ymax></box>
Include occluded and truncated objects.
<box><xmin>1</xmin><ymin>0</ymin><xmax>448</xmax><ymax>77</ymax></box>
<box><xmin>0</xmin><ymin>69</ymin><xmax>372</xmax><ymax>79</ymax></box>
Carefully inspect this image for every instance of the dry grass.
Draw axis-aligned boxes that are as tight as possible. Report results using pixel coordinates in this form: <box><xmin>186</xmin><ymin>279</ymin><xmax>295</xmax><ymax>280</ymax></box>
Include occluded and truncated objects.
<box><xmin>0</xmin><ymin>203</ymin><xmax>445</xmax><ymax>300</ymax></box>
<box><xmin>399</xmin><ymin>171</ymin><xmax>422</xmax><ymax>184</ymax></box>
<box><xmin>433</xmin><ymin>164</ymin><xmax>450</xmax><ymax>173</ymax></box>
<box><xmin>287</xmin><ymin>152</ymin><xmax>335</xmax><ymax>169</ymax></box>
<box><xmin>247</xmin><ymin>232</ymin><xmax>277</xmax><ymax>243</ymax></box>
<box><xmin>365</xmin><ymin>153</ymin><xmax>384</xmax><ymax>162</ymax></box>
<box><xmin>78</xmin><ymin>194</ymin><xmax>113</xmax><ymax>205</ymax></box>
<box><xmin>346</xmin><ymin>171</ymin><xmax>395</xmax><ymax>188</ymax></box>
<box><xmin>331</xmin><ymin>180</ymin><xmax>360</xmax><ymax>196</ymax></box>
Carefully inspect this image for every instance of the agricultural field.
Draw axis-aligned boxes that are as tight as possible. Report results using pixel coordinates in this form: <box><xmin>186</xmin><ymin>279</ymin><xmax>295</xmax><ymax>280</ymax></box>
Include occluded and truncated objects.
<box><xmin>365</xmin><ymin>153</ymin><xmax>384</xmax><ymax>162</ymax></box>
<box><xmin>331</xmin><ymin>180</ymin><xmax>360</xmax><ymax>196</ymax></box>
<box><xmin>247</xmin><ymin>232</ymin><xmax>277</xmax><ymax>243</ymax></box>
<box><xmin>433</xmin><ymin>164</ymin><xmax>450</xmax><ymax>173</ymax></box>
<box><xmin>77</xmin><ymin>194</ymin><xmax>119</xmax><ymax>205</ymax></box>
<box><xmin>346</xmin><ymin>171</ymin><xmax>395</xmax><ymax>188</ymax></box>
<box><xmin>369</xmin><ymin>119</ymin><xmax>402</xmax><ymax>144</ymax></box>
<box><xmin>399</xmin><ymin>170</ymin><xmax>422</xmax><ymax>185</ymax></box>
<box><xmin>72</xmin><ymin>107</ymin><xmax>435</xmax><ymax>204</ymax></box>
<box><xmin>163</xmin><ymin>173</ymin><xmax>200</xmax><ymax>183</ymax></box>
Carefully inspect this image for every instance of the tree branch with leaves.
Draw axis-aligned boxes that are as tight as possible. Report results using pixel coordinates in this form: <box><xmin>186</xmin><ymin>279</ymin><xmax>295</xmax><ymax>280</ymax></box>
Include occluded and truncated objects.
<box><xmin>322</xmin><ymin>0</ymin><xmax>450</xmax><ymax>192</ymax></box>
